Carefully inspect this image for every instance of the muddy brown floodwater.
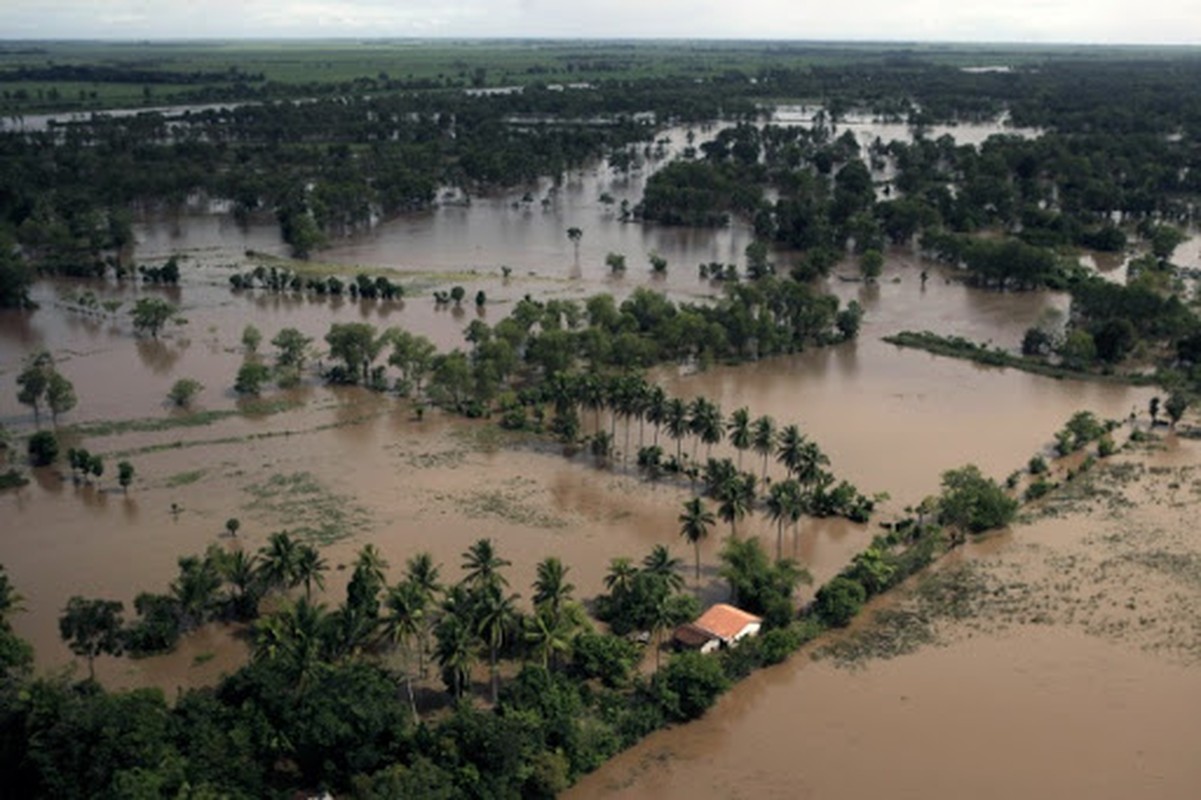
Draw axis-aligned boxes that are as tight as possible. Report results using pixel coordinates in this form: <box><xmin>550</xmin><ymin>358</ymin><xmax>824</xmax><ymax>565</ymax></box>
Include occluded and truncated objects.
<box><xmin>0</xmin><ymin>115</ymin><xmax>1190</xmax><ymax>795</ymax></box>
<box><xmin>569</xmin><ymin>440</ymin><xmax>1201</xmax><ymax>799</ymax></box>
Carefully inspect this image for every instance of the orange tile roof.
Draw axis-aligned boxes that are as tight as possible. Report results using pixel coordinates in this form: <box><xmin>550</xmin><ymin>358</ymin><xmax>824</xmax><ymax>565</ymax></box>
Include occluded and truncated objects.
<box><xmin>694</xmin><ymin>603</ymin><xmax>762</xmax><ymax>640</ymax></box>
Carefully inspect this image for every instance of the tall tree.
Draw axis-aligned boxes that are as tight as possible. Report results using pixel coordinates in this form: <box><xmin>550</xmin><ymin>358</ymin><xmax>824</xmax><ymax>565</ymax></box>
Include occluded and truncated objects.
<box><xmin>532</xmin><ymin>557</ymin><xmax>575</xmax><ymax>624</ymax></box>
<box><xmin>15</xmin><ymin>350</ymin><xmax>53</xmax><ymax>426</ymax></box>
<box><xmin>59</xmin><ymin>596</ymin><xmax>124</xmax><ymax>680</ymax></box>
<box><xmin>641</xmin><ymin>544</ymin><xmax>685</xmax><ymax>593</ymax></box>
<box><xmin>727</xmin><ymin>407</ymin><xmax>752</xmax><ymax>470</ymax></box>
<box><xmin>45</xmin><ymin>371</ymin><xmax>77</xmax><ymax>426</ymax></box>
<box><xmin>295</xmin><ymin>545</ymin><xmax>329</xmax><ymax>602</ymax></box>
<box><xmin>462</xmin><ymin>538</ymin><xmax>511</xmax><ymax>591</ymax></box>
<box><xmin>678</xmin><ymin>497</ymin><xmax>716</xmax><ymax>581</ymax></box>
<box><xmin>474</xmin><ymin>583</ymin><xmax>519</xmax><ymax>704</ymax></box>
<box><xmin>752</xmin><ymin>414</ymin><xmax>777</xmax><ymax>482</ymax></box>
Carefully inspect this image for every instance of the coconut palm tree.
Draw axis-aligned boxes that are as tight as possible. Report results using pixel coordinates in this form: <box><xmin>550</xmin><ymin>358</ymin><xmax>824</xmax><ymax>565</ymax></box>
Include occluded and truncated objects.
<box><xmin>689</xmin><ymin>397</ymin><xmax>723</xmax><ymax>461</ymax></box>
<box><xmin>406</xmin><ymin>552</ymin><xmax>442</xmax><ymax>601</ymax></box>
<box><xmin>524</xmin><ymin>607</ymin><xmax>573</xmax><ymax>671</ymax></box>
<box><xmin>752</xmin><ymin>415</ymin><xmax>777</xmax><ymax>482</ymax></box>
<box><xmin>462</xmin><ymin>538</ymin><xmax>511</xmax><ymax>590</ymax></box>
<box><xmin>678</xmin><ymin>497</ymin><xmax>716</xmax><ymax>581</ymax></box>
<box><xmin>604</xmin><ymin>556</ymin><xmax>638</xmax><ymax>597</ymax></box>
<box><xmin>766</xmin><ymin>482</ymin><xmax>790</xmax><ymax>561</ymax></box>
<box><xmin>794</xmin><ymin>440</ymin><xmax>831</xmax><ymax>489</ymax></box>
<box><xmin>258</xmin><ymin>531</ymin><xmax>301</xmax><ymax>594</ymax></box>
<box><xmin>716</xmin><ymin>474</ymin><xmax>752</xmax><ymax>538</ymax></box>
<box><xmin>170</xmin><ymin>555</ymin><xmax>223</xmax><ymax>630</ymax></box>
<box><xmin>665</xmin><ymin>397</ymin><xmax>689</xmax><ymax>463</ymax></box>
<box><xmin>434</xmin><ymin>613</ymin><xmax>477</xmax><ymax>699</ymax></box>
<box><xmin>784</xmin><ymin>480</ymin><xmax>807</xmax><ymax>557</ymax></box>
<box><xmin>727</xmin><ymin>406</ymin><xmax>752</xmax><ymax>470</ymax></box>
<box><xmin>294</xmin><ymin>545</ymin><xmax>328</xmax><ymax>602</ymax></box>
<box><xmin>642</xmin><ymin>544</ymin><xmax>686</xmax><ymax>593</ymax></box>
<box><xmin>776</xmin><ymin>423</ymin><xmax>807</xmax><ymax>479</ymax></box>
<box><xmin>532</xmin><ymin>556</ymin><xmax>574</xmax><ymax>623</ymax></box>
<box><xmin>219</xmin><ymin>549</ymin><xmax>261</xmax><ymax>619</ymax></box>
<box><xmin>254</xmin><ymin>597</ymin><xmax>330</xmax><ymax>685</ymax></box>
<box><xmin>645</xmin><ymin>385</ymin><xmax>668</xmax><ymax>446</ymax></box>
<box><xmin>474</xmin><ymin>583</ymin><xmax>519</xmax><ymax>704</ymax></box>
<box><xmin>354</xmin><ymin>544</ymin><xmax>390</xmax><ymax>588</ymax></box>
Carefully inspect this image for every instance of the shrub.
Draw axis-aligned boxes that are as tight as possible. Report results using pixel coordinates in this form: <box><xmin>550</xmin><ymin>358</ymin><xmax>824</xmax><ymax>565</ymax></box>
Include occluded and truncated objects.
<box><xmin>814</xmin><ymin>576</ymin><xmax>867</xmax><ymax>628</ymax></box>
<box><xmin>27</xmin><ymin>430</ymin><xmax>58</xmax><ymax>466</ymax></box>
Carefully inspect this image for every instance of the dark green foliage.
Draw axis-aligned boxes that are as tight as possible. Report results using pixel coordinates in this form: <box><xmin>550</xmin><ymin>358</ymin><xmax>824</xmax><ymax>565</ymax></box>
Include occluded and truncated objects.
<box><xmin>653</xmin><ymin>651</ymin><xmax>730</xmax><ymax>722</ymax></box>
<box><xmin>937</xmin><ymin>465</ymin><xmax>1018</xmax><ymax>533</ymax></box>
<box><xmin>26</xmin><ymin>430</ymin><xmax>58</xmax><ymax>466</ymax></box>
<box><xmin>814</xmin><ymin>576</ymin><xmax>867</xmax><ymax>628</ymax></box>
<box><xmin>234</xmin><ymin>361</ymin><xmax>271</xmax><ymax>395</ymax></box>
<box><xmin>718</xmin><ymin>537</ymin><xmax>809</xmax><ymax>627</ymax></box>
<box><xmin>122</xmin><ymin>593</ymin><xmax>182</xmax><ymax>656</ymax></box>
<box><xmin>0</xmin><ymin>239</ymin><xmax>34</xmax><ymax>309</ymax></box>
<box><xmin>570</xmin><ymin>632</ymin><xmax>640</xmax><ymax>688</ymax></box>
<box><xmin>129</xmin><ymin>297</ymin><xmax>176</xmax><ymax>339</ymax></box>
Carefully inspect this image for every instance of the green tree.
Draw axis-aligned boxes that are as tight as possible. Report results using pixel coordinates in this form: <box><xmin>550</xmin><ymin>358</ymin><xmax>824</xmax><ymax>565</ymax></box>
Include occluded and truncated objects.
<box><xmin>938</xmin><ymin>464</ymin><xmax>1018</xmax><ymax>533</ymax></box>
<box><xmin>462</xmin><ymin>538</ymin><xmax>511</xmax><ymax>591</ymax></box>
<box><xmin>678</xmin><ymin>496</ymin><xmax>716</xmax><ymax>581</ymax></box>
<box><xmin>814</xmin><ymin>576</ymin><xmax>866</xmax><ymax>627</ymax></box>
<box><xmin>434</xmin><ymin>612</ymin><xmax>476</xmax><ymax>698</ymax></box>
<box><xmin>45</xmin><ymin>371</ymin><xmax>77</xmax><ymax>426</ymax></box>
<box><xmin>1165</xmin><ymin>391</ymin><xmax>1189</xmax><ymax>428</ymax></box>
<box><xmin>0</xmin><ymin>239</ymin><xmax>33</xmax><ymax>309</ymax></box>
<box><xmin>241</xmin><ymin>324</ymin><xmax>262</xmax><ymax>354</ymax></box>
<box><xmin>295</xmin><ymin>545</ymin><xmax>328</xmax><ymax>602</ymax></box>
<box><xmin>655</xmin><ymin>650</ymin><xmax>730</xmax><ymax>721</ymax></box>
<box><xmin>167</xmin><ymin>377</ymin><xmax>203</xmax><ymax>408</ymax></box>
<box><xmin>234</xmin><ymin>361</ymin><xmax>271</xmax><ymax>395</ymax></box>
<box><xmin>258</xmin><ymin>531</ymin><xmax>301</xmax><ymax>593</ymax></box>
<box><xmin>130</xmin><ymin>297</ymin><xmax>176</xmax><ymax>339</ymax></box>
<box><xmin>387</xmin><ymin>330</ymin><xmax>438</xmax><ymax>397</ymax></box>
<box><xmin>272</xmin><ymin>327</ymin><xmax>313</xmax><ymax>369</ymax></box>
<box><xmin>642</xmin><ymin>544</ymin><xmax>686</xmax><ymax>593</ymax></box>
<box><xmin>859</xmin><ymin>249</ymin><xmax>884</xmax><ymax>282</ymax></box>
<box><xmin>27</xmin><ymin>430</ymin><xmax>59</xmax><ymax>466</ymax></box>
<box><xmin>16</xmin><ymin>350</ymin><xmax>53</xmax><ymax>426</ymax></box>
<box><xmin>59</xmin><ymin>596</ymin><xmax>125</xmax><ymax>680</ymax></box>
<box><xmin>716</xmin><ymin>473</ymin><xmax>753</xmax><ymax>538</ymax></box>
<box><xmin>325</xmin><ymin>322</ymin><xmax>382</xmax><ymax>384</ymax></box>
<box><xmin>117</xmin><ymin>461</ymin><xmax>134</xmax><ymax>493</ymax></box>
<box><xmin>225</xmin><ymin>517</ymin><xmax>240</xmax><ymax>538</ymax></box>
<box><xmin>566</xmin><ymin>226</ymin><xmax>583</xmax><ymax>259</ymax></box>
<box><xmin>475</xmin><ymin>583</ymin><xmax>519</xmax><ymax>704</ymax></box>
<box><xmin>727</xmin><ymin>407</ymin><xmax>752</xmax><ymax>469</ymax></box>
<box><xmin>752</xmin><ymin>414</ymin><xmax>777</xmax><ymax>481</ymax></box>
<box><xmin>532</xmin><ymin>557</ymin><xmax>575</xmax><ymax>624</ymax></box>
<box><xmin>605</xmin><ymin>252</ymin><xmax>627</xmax><ymax>273</ymax></box>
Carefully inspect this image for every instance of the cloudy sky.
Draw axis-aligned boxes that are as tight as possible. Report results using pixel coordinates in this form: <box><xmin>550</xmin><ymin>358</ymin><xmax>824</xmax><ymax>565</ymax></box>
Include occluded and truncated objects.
<box><xmin>0</xmin><ymin>1</ymin><xmax>1196</xmax><ymax>45</ymax></box>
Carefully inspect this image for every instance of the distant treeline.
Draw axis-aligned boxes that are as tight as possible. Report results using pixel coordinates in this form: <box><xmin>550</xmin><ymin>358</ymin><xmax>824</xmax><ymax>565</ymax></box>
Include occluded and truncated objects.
<box><xmin>0</xmin><ymin>64</ymin><xmax>264</xmax><ymax>85</ymax></box>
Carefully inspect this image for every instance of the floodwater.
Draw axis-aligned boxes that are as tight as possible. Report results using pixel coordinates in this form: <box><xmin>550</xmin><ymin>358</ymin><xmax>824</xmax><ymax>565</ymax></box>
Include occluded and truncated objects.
<box><xmin>570</xmin><ymin>441</ymin><xmax>1201</xmax><ymax>799</ymax></box>
<box><xmin>0</xmin><ymin>111</ymin><xmax>1187</xmax><ymax>797</ymax></box>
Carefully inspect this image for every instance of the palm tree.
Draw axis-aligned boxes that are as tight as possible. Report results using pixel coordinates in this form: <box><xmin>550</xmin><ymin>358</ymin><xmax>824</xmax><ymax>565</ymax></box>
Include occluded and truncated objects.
<box><xmin>776</xmin><ymin>423</ymin><xmax>806</xmax><ymax>479</ymax></box>
<box><xmin>783</xmin><ymin>480</ymin><xmax>807</xmax><ymax>557</ymax></box>
<box><xmin>258</xmin><ymin>531</ymin><xmax>301</xmax><ymax>593</ymax></box>
<box><xmin>716</xmin><ymin>474</ymin><xmax>752</xmax><ymax>538</ymax></box>
<box><xmin>474</xmin><ymin>583</ymin><xmax>519</xmax><ymax>704</ymax></box>
<box><xmin>462</xmin><ymin>538</ymin><xmax>511</xmax><ymax>590</ymax></box>
<box><xmin>604</xmin><ymin>557</ymin><xmax>638</xmax><ymax>597</ymax></box>
<box><xmin>646</xmin><ymin>592</ymin><xmax>675</xmax><ymax>672</ymax></box>
<box><xmin>644</xmin><ymin>385</ymin><xmax>668</xmax><ymax>446</ymax></box>
<box><xmin>295</xmin><ymin>545</ymin><xmax>328</xmax><ymax>602</ymax></box>
<box><xmin>524</xmin><ymin>607</ymin><xmax>572</xmax><ymax>671</ymax></box>
<box><xmin>688</xmin><ymin>397</ymin><xmax>723</xmax><ymax>461</ymax></box>
<box><xmin>354</xmin><ymin>544</ymin><xmax>390</xmax><ymax>588</ymax></box>
<box><xmin>532</xmin><ymin>557</ymin><xmax>574</xmax><ymax>623</ymax></box>
<box><xmin>383</xmin><ymin>580</ymin><xmax>428</xmax><ymax>709</ymax></box>
<box><xmin>582</xmin><ymin>374</ymin><xmax>605</xmax><ymax>436</ymax></box>
<box><xmin>752</xmin><ymin>415</ymin><xmax>777</xmax><ymax>481</ymax></box>
<box><xmin>253</xmin><ymin>597</ymin><xmax>330</xmax><ymax>686</ymax></box>
<box><xmin>727</xmin><ymin>407</ymin><xmax>752</xmax><ymax>470</ymax></box>
<box><xmin>795</xmin><ymin>440</ymin><xmax>830</xmax><ymax>489</ymax></box>
<box><xmin>220</xmin><ymin>549</ymin><xmax>260</xmax><ymax>619</ymax></box>
<box><xmin>766</xmin><ymin>482</ymin><xmax>790</xmax><ymax>561</ymax></box>
<box><xmin>406</xmin><ymin>552</ymin><xmax>443</xmax><ymax>600</ymax></box>
<box><xmin>642</xmin><ymin>544</ymin><xmax>686</xmax><ymax>592</ymax></box>
<box><xmin>664</xmin><ymin>397</ymin><xmax>689</xmax><ymax>463</ymax></box>
<box><xmin>170</xmin><ymin>555</ymin><xmax>222</xmax><ymax>630</ymax></box>
<box><xmin>678</xmin><ymin>497</ymin><xmax>716</xmax><ymax>581</ymax></box>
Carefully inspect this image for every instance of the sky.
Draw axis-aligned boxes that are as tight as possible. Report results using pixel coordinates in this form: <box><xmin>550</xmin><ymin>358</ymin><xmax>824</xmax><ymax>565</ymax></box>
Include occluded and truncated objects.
<box><xmin>0</xmin><ymin>0</ymin><xmax>1197</xmax><ymax>46</ymax></box>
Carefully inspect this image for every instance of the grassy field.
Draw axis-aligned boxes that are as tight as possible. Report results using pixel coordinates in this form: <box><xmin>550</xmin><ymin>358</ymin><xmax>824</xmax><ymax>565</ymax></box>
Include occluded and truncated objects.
<box><xmin>4</xmin><ymin>38</ymin><xmax>1199</xmax><ymax>115</ymax></box>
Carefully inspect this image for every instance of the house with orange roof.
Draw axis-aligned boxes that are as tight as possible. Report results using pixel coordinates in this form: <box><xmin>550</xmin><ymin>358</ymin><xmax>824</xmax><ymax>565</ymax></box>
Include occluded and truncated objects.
<box><xmin>672</xmin><ymin>603</ymin><xmax>762</xmax><ymax>654</ymax></box>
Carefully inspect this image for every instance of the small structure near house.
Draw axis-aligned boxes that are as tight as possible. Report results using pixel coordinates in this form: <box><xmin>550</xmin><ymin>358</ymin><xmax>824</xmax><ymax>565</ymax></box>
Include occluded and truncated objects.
<box><xmin>672</xmin><ymin>603</ymin><xmax>762</xmax><ymax>653</ymax></box>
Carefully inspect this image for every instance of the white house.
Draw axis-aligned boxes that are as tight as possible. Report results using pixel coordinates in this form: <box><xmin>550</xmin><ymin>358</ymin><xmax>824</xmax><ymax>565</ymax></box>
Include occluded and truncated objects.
<box><xmin>672</xmin><ymin>603</ymin><xmax>762</xmax><ymax>653</ymax></box>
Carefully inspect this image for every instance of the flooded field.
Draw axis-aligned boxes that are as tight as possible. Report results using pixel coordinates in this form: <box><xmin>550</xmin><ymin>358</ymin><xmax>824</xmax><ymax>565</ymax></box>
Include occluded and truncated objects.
<box><xmin>0</xmin><ymin>112</ymin><xmax>1193</xmax><ymax>797</ymax></box>
<box><xmin>570</xmin><ymin>439</ymin><xmax>1201</xmax><ymax>799</ymax></box>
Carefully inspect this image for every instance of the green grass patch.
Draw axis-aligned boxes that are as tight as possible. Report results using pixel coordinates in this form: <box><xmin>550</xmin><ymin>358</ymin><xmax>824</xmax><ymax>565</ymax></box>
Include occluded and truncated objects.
<box><xmin>243</xmin><ymin>471</ymin><xmax>370</xmax><ymax>545</ymax></box>
<box><xmin>462</xmin><ymin>484</ymin><xmax>566</xmax><ymax>529</ymax></box>
<box><xmin>165</xmin><ymin>469</ymin><xmax>207</xmax><ymax>488</ymax></box>
<box><xmin>73</xmin><ymin>399</ymin><xmax>301</xmax><ymax>439</ymax></box>
<box><xmin>884</xmin><ymin>330</ymin><xmax>1157</xmax><ymax>386</ymax></box>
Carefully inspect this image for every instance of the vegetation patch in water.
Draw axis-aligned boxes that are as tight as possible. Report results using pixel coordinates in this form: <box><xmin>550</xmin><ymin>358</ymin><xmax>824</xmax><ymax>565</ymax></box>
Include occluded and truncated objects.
<box><xmin>243</xmin><ymin>471</ymin><xmax>369</xmax><ymax>544</ymax></box>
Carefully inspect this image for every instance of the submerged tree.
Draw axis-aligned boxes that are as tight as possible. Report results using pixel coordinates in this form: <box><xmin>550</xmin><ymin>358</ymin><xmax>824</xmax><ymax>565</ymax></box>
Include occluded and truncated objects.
<box><xmin>678</xmin><ymin>497</ymin><xmax>716</xmax><ymax>581</ymax></box>
<box><xmin>59</xmin><ymin>596</ymin><xmax>125</xmax><ymax>680</ymax></box>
